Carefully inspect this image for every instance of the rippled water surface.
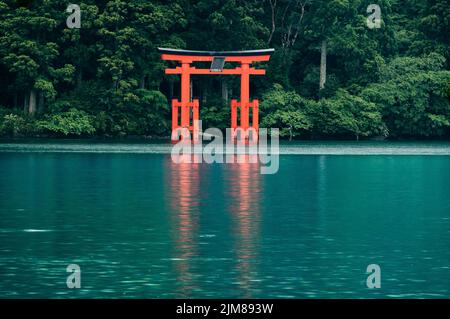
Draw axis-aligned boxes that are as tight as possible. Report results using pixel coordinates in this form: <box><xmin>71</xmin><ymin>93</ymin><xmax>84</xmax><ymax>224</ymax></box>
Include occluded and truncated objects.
<box><xmin>0</xmin><ymin>141</ymin><xmax>450</xmax><ymax>298</ymax></box>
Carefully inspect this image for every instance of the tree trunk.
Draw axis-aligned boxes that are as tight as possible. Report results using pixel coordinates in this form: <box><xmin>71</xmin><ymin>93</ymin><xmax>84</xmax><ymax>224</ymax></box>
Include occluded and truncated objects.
<box><xmin>23</xmin><ymin>92</ymin><xmax>29</xmax><ymax>113</ymax></box>
<box><xmin>38</xmin><ymin>91</ymin><xmax>44</xmax><ymax>113</ymax></box>
<box><xmin>14</xmin><ymin>93</ymin><xmax>18</xmax><ymax>108</ymax></box>
<box><xmin>221</xmin><ymin>78</ymin><xmax>228</xmax><ymax>103</ymax></box>
<box><xmin>139</xmin><ymin>74</ymin><xmax>146</xmax><ymax>89</ymax></box>
<box><xmin>169</xmin><ymin>80</ymin><xmax>174</xmax><ymax>101</ymax></box>
<box><xmin>77</xmin><ymin>69</ymin><xmax>83</xmax><ymax>87</ymax></box>
<box><xmin>319</xmin><ymin>39</ymin><xmax>327</xmax><ymax>90</ymax></box>
<box><xmin>28</xmin><ymin>89</ymin><xmax>37</xmax><ymax>115</ymax></box>
<box><xmin>202</xmin><ymin>84</ymin><xmax>208</xmax><ymax>103</ymax></box>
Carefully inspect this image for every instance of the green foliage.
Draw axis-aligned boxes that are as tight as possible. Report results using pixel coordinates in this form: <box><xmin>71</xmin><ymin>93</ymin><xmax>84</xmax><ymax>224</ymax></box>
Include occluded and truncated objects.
<box><xmin>261</xmin><ymin>84</ymin><xmax>312</xmax><ymax>139</ymax></box>
<box><xmin>362</xmin><ymin>53</ymin><xmax>450</xmax><ymax>137</ymax></box>
<box><xmin>1</xmin><ymin>114</ymin><xmax>26</xmax><ymax>136</ymax></box>
<box><xmin>34</xmin><ymin>78</ymin><xmax>57</xmax><ymax>99</ymax></box>
<box><xmin>0</xmin><ymin>108</ymin><xmax>37</xmax><ymax>137</ymax></box>
<box><xmin>314</xmin><ymin>89</ymin><xmax>388</xmax><ymax>139</ymax></box>
<box><xmin>261</xmin><ymin>85</ymin><xmax>387</xmax><ymax>139</ymax></box>
<box><xmin>263</xmin><ymin>109</ymin><xmax>312</xmax><ymax>140</ymax></box>
<box><xmin>108</xmin><ymin>89</ymin><xmax>170</xmax><ymax>136</ymax></box>
<box><xmin>37</xmin><ymin>108</ymin><xmax>95</xmax><ymax>136</ymax></box>
<box><xmin>200</xmin><ymin>98</ymin><xmax>230</xmax><ymax>130</ymax></box>
<box><xmin>0</xmin><ymin>0</ymin><xmax>448</xmax><ymax>140</ymax></box>
<box><xmin>0</xmin><ymin>1</ymin><xmax>65</xmax><ymax>108</ymax></box>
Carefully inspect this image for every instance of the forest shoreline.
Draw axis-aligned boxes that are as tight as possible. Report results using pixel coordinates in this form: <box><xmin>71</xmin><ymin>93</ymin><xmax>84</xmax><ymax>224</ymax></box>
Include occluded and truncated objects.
<box><xmin>1</xmin><ymin>135</ymin><xmax>450</xmax><ymax>142</ymax></box>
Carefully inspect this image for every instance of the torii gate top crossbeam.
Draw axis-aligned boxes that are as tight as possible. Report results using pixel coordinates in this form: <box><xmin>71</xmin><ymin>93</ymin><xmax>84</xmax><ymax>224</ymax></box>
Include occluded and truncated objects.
<box><xmin>158</xmin><ymin>47</ymin><xmax>274</xmax><ymax>65</ymax></box>
<box><xmin>158</xmin><ymin>47</ymin><xmax>275</xmax><ymax>58</ymax></box>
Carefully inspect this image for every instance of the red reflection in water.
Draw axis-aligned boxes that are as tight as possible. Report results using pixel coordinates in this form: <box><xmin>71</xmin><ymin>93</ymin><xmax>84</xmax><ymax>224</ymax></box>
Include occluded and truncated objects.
<box><xmin>166</xmin><ymin>153</ymin><xmax>261</xmax><ymax>298</ymax></box>
<box><xmin>227</xmin><ymin>154</ymin><xmax>262</xmax><ymax>298</ymax></box>
<box><xmin>166</xmin><ymin>154</ymin><xmax>201</xmax><ymax>297</ymax></box>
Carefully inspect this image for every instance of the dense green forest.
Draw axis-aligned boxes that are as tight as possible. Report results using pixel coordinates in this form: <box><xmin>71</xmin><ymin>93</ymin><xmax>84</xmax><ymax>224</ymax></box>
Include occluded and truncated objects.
<box><xmin>0</xmin><ymin>0</ymin><xmax>449</xmax><ymax>139</ymax></box>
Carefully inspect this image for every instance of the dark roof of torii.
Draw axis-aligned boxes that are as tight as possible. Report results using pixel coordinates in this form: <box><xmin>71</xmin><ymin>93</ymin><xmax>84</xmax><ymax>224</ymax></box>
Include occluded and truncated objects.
<box><xmin>158</xmin><ymin>47</ymin><xmax>275</xmax><ymax>57</ymax></box>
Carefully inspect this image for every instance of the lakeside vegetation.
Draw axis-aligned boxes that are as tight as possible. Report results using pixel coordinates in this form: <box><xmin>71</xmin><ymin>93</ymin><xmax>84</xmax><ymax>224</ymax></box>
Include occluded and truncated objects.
<box><xmin>0</xmin><ymin>0</ymin><xmax>449</xmax><ymax>140</ymax></box>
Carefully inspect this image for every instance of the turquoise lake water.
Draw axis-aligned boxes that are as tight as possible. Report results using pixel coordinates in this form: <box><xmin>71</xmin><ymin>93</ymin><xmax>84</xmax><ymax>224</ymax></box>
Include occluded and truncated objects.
<box><xmin>0</xmin><ymin>141</ymin><xmax>449</xmax><ymax>298</ymax></box>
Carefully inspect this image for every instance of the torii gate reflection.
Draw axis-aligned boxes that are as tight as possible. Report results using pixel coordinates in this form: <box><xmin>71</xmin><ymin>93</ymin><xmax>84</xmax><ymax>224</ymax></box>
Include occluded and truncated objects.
<box><xmin>166</xmin><ymin>154</ymin><xmax>202</xmax><ymax>297</ymax></box>
<box><xmin>166</xmin><ymin>154</ymin><xmax>261</xmax><ymax>297</ymax></box>
<box><xmin>227</xmin><ymin>155</ymin><xmax>262</xmax><ymax>297</ymax></box>
<box><xmin>159</xmin><ymin>48</ymin><xmax>274</xmax><ymax>141</ymax></box>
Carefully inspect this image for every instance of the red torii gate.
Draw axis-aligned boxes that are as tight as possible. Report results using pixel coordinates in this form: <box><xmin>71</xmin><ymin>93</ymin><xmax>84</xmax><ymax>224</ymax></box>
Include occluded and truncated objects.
<box><xmin>159</xmin><ymin>48</ymin><xmax>274</xmax><ymax>141</ymax></box>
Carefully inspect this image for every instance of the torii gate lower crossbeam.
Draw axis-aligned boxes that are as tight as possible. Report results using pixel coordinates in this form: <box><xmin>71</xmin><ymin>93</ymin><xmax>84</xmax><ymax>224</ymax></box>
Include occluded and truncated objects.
<box><xmin>159</xmin><ymin>48</ymin><xmax>274</xmax><ymax>141</ymax></box>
